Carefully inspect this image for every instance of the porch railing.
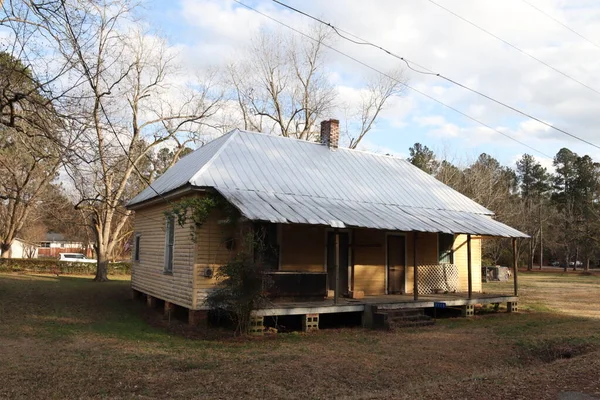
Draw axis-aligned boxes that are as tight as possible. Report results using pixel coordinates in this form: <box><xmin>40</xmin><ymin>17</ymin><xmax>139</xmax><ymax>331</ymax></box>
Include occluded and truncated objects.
<box><xmin>417</xmin><ymin>264</ymin><xmax>459</xmax><ymax>294</ymax></box>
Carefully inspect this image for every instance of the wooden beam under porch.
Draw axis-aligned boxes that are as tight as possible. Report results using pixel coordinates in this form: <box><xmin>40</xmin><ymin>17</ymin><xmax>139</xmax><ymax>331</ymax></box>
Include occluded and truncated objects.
<box><xmin>253</xmin><ymin>293</ymin><xmax>518</xmax><ymax>317</ymax></box>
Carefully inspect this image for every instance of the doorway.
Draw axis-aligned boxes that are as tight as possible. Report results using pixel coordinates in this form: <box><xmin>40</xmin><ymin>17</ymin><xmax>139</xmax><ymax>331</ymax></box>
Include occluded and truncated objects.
<box><xmin>326</xmin><ymin>231</ymin><xmax>350</xmax><ymax>294</ymax></box>
<box><xmin>387</xmin><ymin>235</ymin><xmax>406</xmax><ymax>294</ymax></box>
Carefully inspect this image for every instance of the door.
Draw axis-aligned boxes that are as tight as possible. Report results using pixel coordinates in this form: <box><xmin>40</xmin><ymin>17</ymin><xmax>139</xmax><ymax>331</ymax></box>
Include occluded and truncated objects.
<box><xmin>387</xmin><ymin>235</ymin><xmax>406</xmax><ymax>294</ymax></box>
<box><xmin>327</xmin><ymin>231</ymin><xmax>349</xmax><ymax>294</ymax></box>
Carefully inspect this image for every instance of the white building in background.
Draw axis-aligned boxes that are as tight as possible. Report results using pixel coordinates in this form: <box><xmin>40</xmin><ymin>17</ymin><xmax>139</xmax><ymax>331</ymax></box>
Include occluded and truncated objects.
<box><xmin>37</xmin><ymin>232</ymin><xmax>93</xmax><ymax>258</ymax></box>
<box><xmin>8</xmin><ymin>238</ymin><xmax>38</xmax><ymax>259</ymax></box>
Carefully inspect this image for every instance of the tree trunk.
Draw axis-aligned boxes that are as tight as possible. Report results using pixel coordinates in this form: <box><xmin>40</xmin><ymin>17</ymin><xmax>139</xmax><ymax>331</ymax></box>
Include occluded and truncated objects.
<box><xmin>585</xmin><ymin>258</ymin><xmax>590</xmax><ymax>272</ymax></box>
<box><xmin>539</xmin><ymin>207</ymin><xmax>543</xmax><ymax>270</ymax></box>
<box><xmin>573</xmin><ymin>247</ymin><xmax>579</xmax><ymax>271</ymax></box>
<box><xmin>93</xmin><ymin>227</ymin><xmax>109</xmax><ymax>282</ymax></box>
<box><xmin>94</xmin><ymin>250</ymin><xmax>109</xmax><ymax>282</ymax></box>
<box><xmin>0</xmin><ymin>242</ymin><xmax>10</xmax><ymax>258</ymax></box>
<box><xmin>528</xmin><ymin>239</ymin><xmax>534</xmax><ymax>271</ymax></box>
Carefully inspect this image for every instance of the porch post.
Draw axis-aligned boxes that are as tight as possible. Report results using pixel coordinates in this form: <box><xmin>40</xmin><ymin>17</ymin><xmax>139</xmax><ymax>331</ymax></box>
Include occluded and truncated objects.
<box><xmin>512</xmin><ymin>238</ymin><xmax>519</xmax><ymax>296</ymax></box>
<box><xmin>467</xmin><ymin>234</ymin><xmax>472</xmax><ymax>299</ymax></box>
<box><xmin>413</xmin><ymin>232</ymin><xmax>418</xmax><ymax>301</ymax></box>
<box><xmin>334</xmin><ymin>229</ymin><xmax>340</xmax><ymax>305</ymax></box>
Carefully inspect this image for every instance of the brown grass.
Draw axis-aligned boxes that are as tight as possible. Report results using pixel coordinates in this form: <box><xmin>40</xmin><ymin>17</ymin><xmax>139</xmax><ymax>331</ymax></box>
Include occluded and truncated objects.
<box><xmin>1</xmin><ymin>272</ymin><xmax>600</xmax><ymax>399</ymax></box>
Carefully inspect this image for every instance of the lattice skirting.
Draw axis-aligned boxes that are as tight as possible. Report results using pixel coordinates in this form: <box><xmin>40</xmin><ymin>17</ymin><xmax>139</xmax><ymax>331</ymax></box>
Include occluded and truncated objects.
<box><xmin>417</xmin><ymin>264</ymin><xmax>459</xmax><ymax>294</ymax></box>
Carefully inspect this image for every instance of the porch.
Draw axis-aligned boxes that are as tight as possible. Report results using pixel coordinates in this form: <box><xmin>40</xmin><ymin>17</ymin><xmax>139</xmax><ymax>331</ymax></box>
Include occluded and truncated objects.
<box><xmin>254</xmin><ymin>292</ymin><xmax>519</xmax><ymax>317</ymax></box>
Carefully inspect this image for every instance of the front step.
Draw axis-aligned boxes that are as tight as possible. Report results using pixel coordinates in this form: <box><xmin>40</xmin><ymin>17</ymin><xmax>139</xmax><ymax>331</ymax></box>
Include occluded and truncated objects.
<box><xmin>372</xmin><ymin>308</ymin><xmax>435</xmax><ymax>330</ymax></box>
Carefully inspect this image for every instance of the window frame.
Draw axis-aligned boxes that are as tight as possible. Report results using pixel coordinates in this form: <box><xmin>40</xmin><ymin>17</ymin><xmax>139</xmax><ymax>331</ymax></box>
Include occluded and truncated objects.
<box><xmin>164</xmin><ymin>216</ymin><xmax>175</xmax><ymax>274</ymax></box>
<box><xmin>438</xmin><ymin>233</ymin><xmax>454</xmax><ymax>264</ymax></box>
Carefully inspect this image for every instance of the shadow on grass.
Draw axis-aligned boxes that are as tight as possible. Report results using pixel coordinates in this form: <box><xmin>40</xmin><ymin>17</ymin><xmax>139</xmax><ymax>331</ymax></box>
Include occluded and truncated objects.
<box><xmin>0</xmin><ymin>273</ymin><xmax>169</xmax><ymax>344</ymax></box>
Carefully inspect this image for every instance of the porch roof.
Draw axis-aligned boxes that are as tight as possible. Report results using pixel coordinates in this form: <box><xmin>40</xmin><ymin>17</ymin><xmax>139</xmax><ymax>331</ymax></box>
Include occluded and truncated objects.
<box><xmin>217</xmin><ymin>188</ymin><xmax>527</xmax><ymax>238</ymax></box>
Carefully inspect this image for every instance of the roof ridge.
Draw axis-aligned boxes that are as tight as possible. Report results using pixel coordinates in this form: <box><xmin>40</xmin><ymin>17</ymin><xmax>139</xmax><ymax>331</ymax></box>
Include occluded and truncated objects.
<box><xmin>237</xmin><ymin>129</ymin><xmax>408</xmax><ymax>160</ymax></box>
<box><xmin>188</xmin><ymin>129</ymin><xmax>240</xmax><ymax>185</ymax></box>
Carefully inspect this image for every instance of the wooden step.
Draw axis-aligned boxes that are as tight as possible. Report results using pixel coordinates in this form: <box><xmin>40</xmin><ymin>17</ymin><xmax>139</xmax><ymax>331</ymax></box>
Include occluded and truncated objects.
<box><xmin>388</xmin><ymin>314</ymin><xmax>431</xmax><ymax>323</ymax></box>
<box><xmin>379</xmin><ymin>308</ymin><xmax>424</xmax><ymax>319</ymax></box>
<box><xmin>372</xmin><ymin>310</ymin><xmax>434</xmax><ymax>330</ymax></box>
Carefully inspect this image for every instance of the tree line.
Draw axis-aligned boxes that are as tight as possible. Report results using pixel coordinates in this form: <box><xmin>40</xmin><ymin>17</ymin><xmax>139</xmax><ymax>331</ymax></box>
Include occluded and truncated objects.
<box><xmin>408</xmin><ymin>144</ymin><xmax>600</xmax><ymax>270</ymax></box>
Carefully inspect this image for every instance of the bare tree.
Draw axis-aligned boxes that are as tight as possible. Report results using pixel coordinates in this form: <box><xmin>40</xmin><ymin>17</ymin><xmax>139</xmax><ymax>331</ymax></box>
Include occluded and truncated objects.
<box><xmin>52</xmin><ymin>1</ymin><xmax>222</xmax><ymax>281</ymax></box>
<box><xmin>346</xmin><ymin>69</ymin><xmax>406</xmax><ymax>149</ymax></box>
<box><xmin>226</xmin><ymin>24</ymin><xmax>406</xmax><ymax>147</ymax></box>
<box><xmin>226</xmin><ymin>25</ymin><xmax>336</xmax><ymax>141</ymax></box>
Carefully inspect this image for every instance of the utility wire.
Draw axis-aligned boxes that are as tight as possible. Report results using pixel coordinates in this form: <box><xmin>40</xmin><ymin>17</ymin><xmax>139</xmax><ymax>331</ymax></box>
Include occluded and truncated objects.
<box><xmin>520</xmin><ymin>0</ymin><xmax>600</xmax><ymax>50</ymax></box>
<box><xmin>269</xmin><ymin>0</ymin><xmax>600</xmax><ymax>152</ymax></box>
<box><xmin>236</xmin><ymin>0</ymin><xmax>552</xmax><ymax>158</ymax></box>
<box><xmin>425</xmin><ymin>0</ymin><xmax>600</xmax><ymax>97</ymax></box>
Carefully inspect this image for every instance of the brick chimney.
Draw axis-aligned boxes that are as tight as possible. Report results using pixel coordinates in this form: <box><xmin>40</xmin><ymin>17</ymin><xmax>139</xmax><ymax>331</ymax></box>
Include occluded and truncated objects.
<box><xmin>320</xmin><ymin>119</ymin><xmax>339</xmax><ymax>149</ymax></box>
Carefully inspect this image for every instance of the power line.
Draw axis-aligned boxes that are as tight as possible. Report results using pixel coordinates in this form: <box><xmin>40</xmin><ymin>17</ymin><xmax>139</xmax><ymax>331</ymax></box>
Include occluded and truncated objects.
<box><xmin>425</xmin><ymin>0</ymin><xmax>600</xmax><ymax>97</ymax></box>
<box><xmin>235</xmin><ymin>0</ymin><xmax>552</xmax><ymax>158</ymax></box>
<box><xmin>520</xmin><ymin>0</ymin><xmax>600</xmax><ymax>50</ymax></box>
<box><xmin>268</xmin><ymin>0</ymin><xmax>600</xmax><ymax>152</ymax></box>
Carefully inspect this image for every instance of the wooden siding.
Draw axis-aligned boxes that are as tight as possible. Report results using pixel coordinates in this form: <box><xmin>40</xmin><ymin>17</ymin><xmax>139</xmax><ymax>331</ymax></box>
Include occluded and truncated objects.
<box><xmin>453</xmin><ymin>234</ymin><xmax>482</xmax><ymax>292</ymax></box>
<box><xmin>193</xmin><ymin>210</ymin><xmax>243</xmax><ymax>307</ymax></box>
<box><xmin>353</xmin><ymin>229</ymin><xmax>386</xmax><ymax>295</ymax></box>
<box><xmin>279</xmin><ymin>224</ymin><xmax>326</xmax><ymax>272</ymax></box>
<box><xmin>131</xmin><ymin>197</ymin><xmax>197</xmax><ymax>309</ymax></box>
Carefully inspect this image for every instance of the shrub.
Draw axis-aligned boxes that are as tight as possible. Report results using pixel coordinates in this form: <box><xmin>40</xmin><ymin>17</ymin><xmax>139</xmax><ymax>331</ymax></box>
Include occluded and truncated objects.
<box><xmin>0</xmin><ymin>258</ymin><xmax>131</xmax><ymax>275</ymax></box>
<box><xmin>205</xmin><ymin>254</ymin><xmax>272</xmax><ymax>335</ymax></box>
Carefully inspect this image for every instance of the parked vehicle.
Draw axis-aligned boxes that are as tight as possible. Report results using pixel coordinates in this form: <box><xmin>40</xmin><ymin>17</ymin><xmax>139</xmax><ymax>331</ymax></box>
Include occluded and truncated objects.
<box><xmin>58</xmin><ymin>253</ymin><xmax>96</xmax><ymax>263</ymax></box>
<box><xmin>551</xmin><ymin>261</ymin><xmax>560</xmax><ymax>267</ymax></box>
<box><xmin>569</xmin><ymin>260</ymin><xmax>583</xmax><ymax>267</ymax></box>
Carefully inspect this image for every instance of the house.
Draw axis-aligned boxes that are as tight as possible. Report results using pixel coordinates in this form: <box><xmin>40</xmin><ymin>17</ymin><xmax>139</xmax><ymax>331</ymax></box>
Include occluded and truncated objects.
<box><xmin>127</xmin><ymin>120</ymin><xmax>526</xmax><ymax>329</ymax></box>
<box><xmin>37</xmin><ymin>232</ymin><xmax>93</xmax><ymax>259</ymax></box>
<box><xmin>5</xmin><ymin>238</ymin><xmax>38</xmax><ymax>259</ymax></box>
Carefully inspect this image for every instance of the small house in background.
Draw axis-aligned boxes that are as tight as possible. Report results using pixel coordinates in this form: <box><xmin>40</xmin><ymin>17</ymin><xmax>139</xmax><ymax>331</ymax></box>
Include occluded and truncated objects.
<box><xmin>127</xmin><ymin>120</ymin><xmax>527</xmax><ymax>330</ymax></box>
<box><xmin>37</xmin><ymin>232</ymin><xmax>93</xmax><ymax>259</ymax></box>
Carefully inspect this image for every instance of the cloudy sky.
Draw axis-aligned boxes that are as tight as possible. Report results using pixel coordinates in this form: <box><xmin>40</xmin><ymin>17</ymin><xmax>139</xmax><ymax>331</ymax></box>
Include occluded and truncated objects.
<box><xmin>143</xmin><ymin>0</ymin><xmax>600</xmax><ymax>169</ymax></box>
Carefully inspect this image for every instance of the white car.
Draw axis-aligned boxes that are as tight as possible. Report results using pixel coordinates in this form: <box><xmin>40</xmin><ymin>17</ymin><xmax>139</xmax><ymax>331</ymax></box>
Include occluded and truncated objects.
<box><xmin>58</xmin><ymin>253</ymin><xmax>96</xmax><ymax>263</ymax></box>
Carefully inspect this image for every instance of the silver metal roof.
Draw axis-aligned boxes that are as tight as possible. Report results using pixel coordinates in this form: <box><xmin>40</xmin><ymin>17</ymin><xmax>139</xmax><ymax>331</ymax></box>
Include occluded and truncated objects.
<box><xmin>128</xmin><ymin>129</ymin><xmax>527</xmax><ymax>238</ymax></box>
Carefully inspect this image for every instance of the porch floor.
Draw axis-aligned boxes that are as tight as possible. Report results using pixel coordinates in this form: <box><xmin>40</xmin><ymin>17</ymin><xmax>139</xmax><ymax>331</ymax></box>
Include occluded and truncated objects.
<box><xmin>254</xmin><ymin>293</ymin><xmax>518</xmax><ymax>316</ymax></box>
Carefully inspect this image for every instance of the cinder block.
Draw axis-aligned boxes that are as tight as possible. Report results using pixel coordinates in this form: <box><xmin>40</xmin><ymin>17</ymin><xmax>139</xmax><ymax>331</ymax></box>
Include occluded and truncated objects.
<box><xmin>302</xmin><ymin>313</ymin><xmax>319</xmax><ymax>332</ymax></box>
<box><xmin>461</xmin><ymin>304</ymin><xmax>475</xmax><ymax>317</ymax></box>
<box><xmin>507</xmin><ymin>301</ymin><xmax>518</xmax><ymax>313</ymax></box>
<box><xmin>249</xmin><ymin>315</ymin><xmax>264</xmax><ymax>335</ymax></box>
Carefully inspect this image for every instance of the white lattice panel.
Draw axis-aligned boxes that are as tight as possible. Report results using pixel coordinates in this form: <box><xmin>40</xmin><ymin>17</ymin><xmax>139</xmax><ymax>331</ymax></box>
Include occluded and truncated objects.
<box><xmin>417</xmin><ymin>264</ymin><xmax>459</xmax><ymax>294</ymax></box>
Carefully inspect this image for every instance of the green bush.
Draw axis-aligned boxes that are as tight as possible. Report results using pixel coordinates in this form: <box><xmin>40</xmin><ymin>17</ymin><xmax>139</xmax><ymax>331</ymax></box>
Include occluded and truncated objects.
<box><xmin>0</xmin><ymin>258</ymin><xmax>131</xmax><ymax>275</ymax></box>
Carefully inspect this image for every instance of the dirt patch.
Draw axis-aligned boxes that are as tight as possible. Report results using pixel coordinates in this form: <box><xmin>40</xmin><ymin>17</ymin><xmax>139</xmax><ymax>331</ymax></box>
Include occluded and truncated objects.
<box><xmin>518</xmin><ymin>337</ymin><xmax>598</xmax><ymax>363</ymax></box>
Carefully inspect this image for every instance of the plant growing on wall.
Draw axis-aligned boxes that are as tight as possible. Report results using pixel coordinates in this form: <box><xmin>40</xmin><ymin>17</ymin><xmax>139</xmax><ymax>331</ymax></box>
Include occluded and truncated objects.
<box><xmin>165</xmin><ymin>192</ymin><xmax>239</xmax><ymax>241</ymax></box>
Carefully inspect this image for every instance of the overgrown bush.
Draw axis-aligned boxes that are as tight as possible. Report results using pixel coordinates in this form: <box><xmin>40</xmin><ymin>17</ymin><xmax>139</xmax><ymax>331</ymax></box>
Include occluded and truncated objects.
<box><xmin>0</xmin><ymin>258</ymin><xmax>131</xmax><ymax>275</ymax></box>
<box><xmin>205</xmin><ymin>254</ymin><xmax>272</xmax><ymax>335</ymax></box>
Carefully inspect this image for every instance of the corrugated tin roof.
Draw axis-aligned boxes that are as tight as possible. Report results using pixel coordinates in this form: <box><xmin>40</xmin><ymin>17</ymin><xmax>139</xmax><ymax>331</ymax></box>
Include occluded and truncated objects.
<box><xmin>128</xmin><ymin>129</ymin><xmax>527</xmax><ymax>238</ymax></box>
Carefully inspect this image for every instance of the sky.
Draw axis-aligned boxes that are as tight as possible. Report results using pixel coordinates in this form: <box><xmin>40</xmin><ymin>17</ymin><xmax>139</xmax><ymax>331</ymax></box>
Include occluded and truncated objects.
<box><xmin>141</xmin><ymin>0</ymin><xmax>600</xmax><ymax>170</ymax></box>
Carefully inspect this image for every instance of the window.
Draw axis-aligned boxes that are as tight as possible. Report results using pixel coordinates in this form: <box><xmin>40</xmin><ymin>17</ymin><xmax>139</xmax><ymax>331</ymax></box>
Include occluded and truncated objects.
<box><xmin>40</xmin><ymin>242</ymin><xmax>50</xmax><ymax>248</ymax></box>
<box><xmin>164</xmin><ymin>216</ymin><xmax>175</xmax><ymax>273</ymax></box>
<box><xmin>438</xmin><ymin>233</ymin><xmax>454</xmax><ymax>264</ymax></box>
<box><xmin>133</xmin><ymin>234</ymin><xmax>141</xmax><ymax>262</ymax></box>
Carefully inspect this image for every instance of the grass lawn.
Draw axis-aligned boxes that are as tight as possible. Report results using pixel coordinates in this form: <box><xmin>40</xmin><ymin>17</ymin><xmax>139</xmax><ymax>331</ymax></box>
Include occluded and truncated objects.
<box><xmin>1</xmin><ymin>272</ymin><xmax>600</xmax><ymax>399</ymax></box>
